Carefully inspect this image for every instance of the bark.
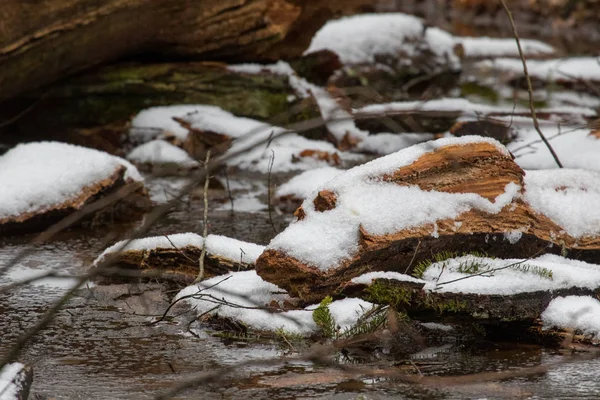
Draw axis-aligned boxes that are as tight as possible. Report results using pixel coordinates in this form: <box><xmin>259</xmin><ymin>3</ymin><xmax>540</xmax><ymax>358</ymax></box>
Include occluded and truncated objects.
<box><xmin>0</xmin><ymin>0</ymin><xmax>373</xmax><ymax>102</ymax></box>
<box><xmin>0</xmin><ymin>167</ymin><xmax>150</xmax><ymax>236</ymax></box>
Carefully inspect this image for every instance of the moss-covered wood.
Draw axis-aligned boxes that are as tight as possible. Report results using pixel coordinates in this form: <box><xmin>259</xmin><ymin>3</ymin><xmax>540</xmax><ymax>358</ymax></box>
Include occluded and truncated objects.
<box><xmin>0</xmin><ymin>0</ymin><xmax>376</xmax><ymax>103</ymax></box>
<box><xmin>0</xmin><ymin>62</ymin><xmax>322</xmax><ymax>153</ymax></box>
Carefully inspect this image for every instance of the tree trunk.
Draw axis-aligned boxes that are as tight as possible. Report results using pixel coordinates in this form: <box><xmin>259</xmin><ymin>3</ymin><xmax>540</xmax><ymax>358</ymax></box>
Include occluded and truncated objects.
<box><xmin>0</xmin><ymin>0</ymin><xmax>374</xmax><ymax>102</ymax></box>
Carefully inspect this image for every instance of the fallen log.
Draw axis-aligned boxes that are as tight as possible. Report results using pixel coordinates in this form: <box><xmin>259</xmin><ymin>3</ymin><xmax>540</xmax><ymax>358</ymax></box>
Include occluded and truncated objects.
<box><xmin>255</xmin><ymin>137</ymin><xmax>600</xmax><ymax>303</ymax></box>
<box><xmin>0</xmin><ymin>62</ymin><xmax>321</xmax><ymax>154</ymax></box>
<box><xmin>0</xmin><ymin>0</ymin><xmax>374</xmax><ymax>103</ymax></box>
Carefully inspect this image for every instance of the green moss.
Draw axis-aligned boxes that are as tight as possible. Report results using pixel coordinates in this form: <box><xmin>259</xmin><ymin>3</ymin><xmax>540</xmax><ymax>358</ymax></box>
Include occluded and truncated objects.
<box><xmin>364</xmin><ymin>281</ymin><xmax>413</xmax><ymax>309</ymax></box>
<box><xmin>461</xmin><ymin>82</ymin><xmax>500</xmax><ymax>103</ymax></box>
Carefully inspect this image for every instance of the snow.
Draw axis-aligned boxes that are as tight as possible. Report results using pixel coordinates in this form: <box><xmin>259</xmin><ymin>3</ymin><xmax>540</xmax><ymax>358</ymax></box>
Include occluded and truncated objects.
<box><xmin>127</xmin><ymin>140</ymin><xmax>196</xmax><ymax>166</ymax></box>
<box><xmin>309</xmin><ymin>85</ymin><xmax>370</xmax><ymax>143</ymax></box>
<box><xmin>0</xmin><ymin>362</ymin><xmax>25</xmax><ymax>400</ymax></box>
<box><xmin>356</xmin><ymin>133</ymin><xmax>435</xmax><ymax>155</ymax></box>
<box><xmin>305</xmin><ymin>13</ymin><xmax>459</xmax><ymax>68</ymax></box>
<box><xmin>176</xmin><ymin>271</ymin><xmax>374</xmax><ymax>334</ymax></box>
<box><xmin>276</xmin><ymin>167</ymin><xmax>343</xmax><ymax>200</ymax></box>
<box><xmin>95</xmin><ymin>233</ymin><xmax>265</xmax><ymax>266</ymax></box>
<box><xmin>230</xmin><ymin>61</ymin><xmax>369</xmax><ymax>143</ymax></box>
<box><xmin>355</xmin><ymin>97</ymin><xmax>597</xmax><ymax>119</ymax></box>
<box><xmin>486</xmin><ymin>57</ymin><xmax>600</xmax><ymax>83</ymax></box>
<box><xmin>523</xmin><ymin>169</ymin><xmax>600</xmax><ymax>238</ymax></box>
<box><xmin>129</xmin><ymin>103</ymin><xmax>344</xmax><ymax>173</ymax></box>
<box><xmin>455</xmin><ymin>36</ymin><xmax>555</xmax><ymax>58</ymax></box>
<box><xmin>267</xmin><ymin>136</ymin><xmax>517</xmax><ymax>271</ymax></box>
<box><xmin>507</xmin><ymin>122</ymin><xmax>600</xmax><ymax>171</ymax></box>
<box><xmin>423</xmin><ymin>254</ymin><xmax>600</xmax><ymax>295</ymax></box>
<box><xmin>351</xmin><ymin>271</ymin><xmax>426</xmax><ymax>285</ymax></box>
<box><xmin>130</xmin><ymin>105</ymin><xmax>205</xmax><ymax>141</ymax></box>
<box><xmin>0</xmin><ymin>141</ymin><xmax>142</xmax><ymax>220</ymax></box>
<box><xmin>542</xmin><ymin>296</ymin><xmax>600</xmax><ymax>336</ymax></box>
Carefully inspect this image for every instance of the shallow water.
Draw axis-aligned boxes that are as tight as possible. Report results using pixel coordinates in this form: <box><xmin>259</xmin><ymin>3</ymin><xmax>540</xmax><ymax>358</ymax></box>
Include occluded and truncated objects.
<box><xmin>2</xmin><ymin>173</ymin><xmax>600</xmax><ymax>400</ymax></box>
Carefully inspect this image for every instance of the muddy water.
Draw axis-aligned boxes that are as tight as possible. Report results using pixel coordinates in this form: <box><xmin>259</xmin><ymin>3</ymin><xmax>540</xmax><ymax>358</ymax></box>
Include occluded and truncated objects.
<box><xmin>2</xmin><ymin>174</ymin><xmax>600</xmax><ymax>400</ymax></box>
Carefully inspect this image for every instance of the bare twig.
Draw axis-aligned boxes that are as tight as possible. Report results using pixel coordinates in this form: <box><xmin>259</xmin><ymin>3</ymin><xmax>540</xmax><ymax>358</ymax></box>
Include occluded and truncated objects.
<box><xmin>223</xmin><ymin>166</ymin><xmax>234</xmax><ymax>214</ymax></box>
<box><xmin>267</xmin><ymin>150</ymin><xmax>277</xmax><ymax>234</ymax></box>
<box><xmin>194</xmin><ymin>150</ymin><xmax>211</xmax><ymax>284</ymax></box>
<box><xmin>499</xmin><ymin>0</ymin><xmax>563</xmax><ymax>168</ymax></box>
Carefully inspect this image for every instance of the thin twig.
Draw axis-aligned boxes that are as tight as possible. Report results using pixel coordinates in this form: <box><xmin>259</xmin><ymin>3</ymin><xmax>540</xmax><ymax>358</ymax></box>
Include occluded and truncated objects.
<box><xmin>499</xmin><ymin>0</ymin><xmax>563</xmax><ymax>168</ymax></box>
<box><xmin>267</xmin><ymin>150</ymin><xmax>277</xmax><ymax>234</ymax></box>
<box><xmin>223</xmin><ymin>166</ymin><xmax>234</xmax><ymax>214</ymax></box>
<box><xmin>194</xmin><ymin>150</ymin><xmax>211</xmax><ymax>284</ymax></box>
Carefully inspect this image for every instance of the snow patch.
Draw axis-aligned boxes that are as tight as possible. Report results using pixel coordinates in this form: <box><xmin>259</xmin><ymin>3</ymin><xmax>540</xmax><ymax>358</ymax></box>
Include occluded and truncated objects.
<box><xmin>306</xmin><ymin>13</ymin><xmax>459</xmax><ymax>68</ymax></box>
<box><xmin>276</xmin><ymin>167</ymin><xmax>343</xmax><ymax>200</ymax></box>
<box><xmin>455</xmin><ymin>36</ymin><xmax>555</xmax><ymax>58</ymax></box>
<box><xmin>524</xmin><ymin>169</ymin><xmax>600</xmax><ymax>238</ymax></box>
<box><xmin>127</xmin><ymin>140</ymin><xmax>196</xmax><ymax>166</ymax></box>
<box><xmin>176</xmin><ymin>271</ymin><xmax>374</xmax><ymax>334</ymax></box>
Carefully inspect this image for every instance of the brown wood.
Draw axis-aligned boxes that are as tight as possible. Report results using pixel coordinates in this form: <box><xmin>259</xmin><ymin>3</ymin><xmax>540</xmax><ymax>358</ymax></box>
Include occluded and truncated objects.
<box><xmin>0</xmin><ymin>0</ymin><xmax>374</xmax><ymax>103</ymax></box>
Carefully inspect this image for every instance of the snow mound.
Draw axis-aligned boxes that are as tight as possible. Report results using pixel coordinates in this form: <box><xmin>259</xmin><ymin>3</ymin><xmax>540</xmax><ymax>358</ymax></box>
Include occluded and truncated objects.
<box><xmin>0</xmin><ymin>142</ymin><xmax>142</xmax><ymax>221</ymax></box>
<box><xmin>177</xmin><ymin>270</ymin><xmax>374</xmax><ymax>334</ymax></box>
<box><xmin>524</xmin><ymin>169</ymin><xmax>600</xmax><ymax>238</ymax></box>
<box><xmin>130</xmin><ymin>102</ymin><xmax>346</xmax><ymax>173</ymax></box>
<box><xmin>95</xmin><ymin>233</ymin><xmax>265</xmax><ymax>266</ymax></box>
<box><xmin>305</xmin><ymin>13</ymin><xmax>459</xmax><ymax>68</ymax></box>
<box><xmin>267</xmin><ymin>136</ymin><xmax>516</xmax><ymax>271</ymax></box>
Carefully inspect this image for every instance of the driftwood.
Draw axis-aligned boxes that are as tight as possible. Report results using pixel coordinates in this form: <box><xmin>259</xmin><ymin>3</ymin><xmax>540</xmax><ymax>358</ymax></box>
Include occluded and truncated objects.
<box><xmin>0</xmin><ymin>0</ymin><xmax>374</xmax><ymax>103</ymax></box>
<box><xmin>256</xmin><ymin>141</ymin><xmax>600</xmax><ymax>303</ymax></box>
